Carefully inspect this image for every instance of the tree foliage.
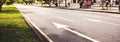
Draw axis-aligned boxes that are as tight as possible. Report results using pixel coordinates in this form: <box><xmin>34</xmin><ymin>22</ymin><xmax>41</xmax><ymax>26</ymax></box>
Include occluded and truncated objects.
<box><xmin>0</xmin><ymin>0</ymin><xmax>6</xmax><ymax>4</ymax></box>
<box><xmin>0</xmin><ymin>0</ymin><xmax>15</xmax><ymax>11</ymax></box>
<box><xmin>37</xmin><ymin>0</ymin><xmax>43</xmax><ymax>2</ymax></box>
<box><xmin>0</xmin><ymin>0</ymin><xmax>6</xmax><ymax>11</ymax></box>
<box><xmin>16</xmin><ymin>0</ymin><xmax>23</xmax><ymax>2</ymax></box>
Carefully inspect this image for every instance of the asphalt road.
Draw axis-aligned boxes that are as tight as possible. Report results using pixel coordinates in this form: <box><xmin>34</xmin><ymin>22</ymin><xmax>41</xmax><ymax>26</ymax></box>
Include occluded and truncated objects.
<box><xmin>16</xmin><ymin>4</ymin><xmax>120</xmax><ymax>42</ymax></box>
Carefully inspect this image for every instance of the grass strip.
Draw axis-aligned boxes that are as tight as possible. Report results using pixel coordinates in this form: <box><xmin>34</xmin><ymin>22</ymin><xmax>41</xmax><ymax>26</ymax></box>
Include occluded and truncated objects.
<box><xmin>0</xmin><ymin>4</ymin><xmax>40</xmax><ymax>42</ymax></box>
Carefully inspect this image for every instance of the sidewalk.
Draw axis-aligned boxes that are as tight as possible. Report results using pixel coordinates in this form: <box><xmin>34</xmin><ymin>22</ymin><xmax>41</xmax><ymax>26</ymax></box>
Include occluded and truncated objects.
<box><xmin>34</xmin><ymin>3</ymin><xmax>120</xmax><ymax>14</ymax></box>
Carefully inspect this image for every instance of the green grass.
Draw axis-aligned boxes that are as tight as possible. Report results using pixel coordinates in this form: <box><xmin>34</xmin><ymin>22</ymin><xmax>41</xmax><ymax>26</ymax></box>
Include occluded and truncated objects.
<box><xmin>0</xmin><ymin>5</ymin><xmax>40</xmax><ymax>42</ymax></box>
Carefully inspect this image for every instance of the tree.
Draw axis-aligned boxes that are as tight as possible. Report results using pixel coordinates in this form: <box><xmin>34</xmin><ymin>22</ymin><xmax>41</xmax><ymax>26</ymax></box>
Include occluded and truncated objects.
<box><xmin>119</xmin><ymin>0</ymin><xmax>120</xmax><ymax>12</ymax></box>
<box><xmin>0</xmin><ymin>0</ymin><xmax>14</xmax><ymax>11</ymax></box>
<box><xmin>37</xmin><ymin>0</ymin><xmax>42</xmax><ymax>2</ymax></box>
<box><xmin>16</xmin><ymin>0</ymin><xmax>24</xmax><ymax>3</ymax></box>
<box><xmin>42</xmin><ymin>0</ymin><xmax>51</xmax><ymax>7</ymax></box>
<box><xmin>53</xmin><ymin>0</ymin><xmax>58</xmax><ymax>7</ymax></box>
<box><xmin>65</xmin><ymin>0</ymin><xmax>67</xmax><ymax>7</ymax></box>
<box><xmin>101</xmin><ymin>0</ymin><xmax>106</xmax><ymax>10</ymax></box>
<box><xmin>0</xmin><ymin>0</ymin><xmax>6</xmax><ymax>11</ymax></box>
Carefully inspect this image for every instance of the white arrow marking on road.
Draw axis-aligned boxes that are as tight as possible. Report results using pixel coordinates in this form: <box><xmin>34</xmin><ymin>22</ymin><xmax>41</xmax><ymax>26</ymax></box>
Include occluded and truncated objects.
<box><xmin>52</xmin><ymin>22</ymin><xmax>100</xmax><ymax>42</ymax></box>
<box><xmin>57</xmin><ymin>17</ymin><xmax>75</xmax><ymax>22</ymax></box>
<box><xmin>52</xmin><ymin>22</ymin><xmax>69</xmax><ymax>29</ymax></box>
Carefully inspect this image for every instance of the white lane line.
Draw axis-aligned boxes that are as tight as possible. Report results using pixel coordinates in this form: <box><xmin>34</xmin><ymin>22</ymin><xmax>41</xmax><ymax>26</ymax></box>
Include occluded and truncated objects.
<box><xmin>56</xmin><ymin>17</ymin><xmax>75</xmax><ymax>22</ymax></box>
<box><xmin>52</xmin><ymin>10</ymin><xmax>102</xmax><ymax>18</ymax></box>
<box><xmin>101</xmin><ymin>21</ymin><xmax>120</xmax><ymax>27</ymax></box>
<box><xmin>84</xmin><ymin>18</ymin><xmax>120</xmax><ymax>27</ymax></box>
<box><xmin>115</xmin><ymin>15</ymin><xmax>120</xmax><ymax>17</ymax></box>
<box><xmin>37</xmin><ymin>11</ymin><xmax>47</xmax><ymax>14</ymax></box>
<box><xmin>78</xmin><ymin>14</ymin><xmax>102</xmax><ymax>18</ymax></box>
<box><xmin>106</xmin><ymin>14</ymin><xmax>120</xmax><ymax>17</ymax></box>
<box><xmin>15</xmin><ymin>4</ymin><xmax>53</xmax><ymax>42</ymax></box>
<box><xmin>84</xmin><ymin>18</ymin><xmax>102</xmax><ymax>22</ymax></box>
<box><xmin>52</xmin><ymin>22</ymin><xmax>100</xmax><ymax>42</ymax></box>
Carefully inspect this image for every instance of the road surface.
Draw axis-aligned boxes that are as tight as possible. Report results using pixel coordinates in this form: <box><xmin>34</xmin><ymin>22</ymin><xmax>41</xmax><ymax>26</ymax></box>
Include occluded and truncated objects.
<box><xmin>16</xmin><ymin>4</ymin><xmax>120</xmax><ymax>42</ymax></box>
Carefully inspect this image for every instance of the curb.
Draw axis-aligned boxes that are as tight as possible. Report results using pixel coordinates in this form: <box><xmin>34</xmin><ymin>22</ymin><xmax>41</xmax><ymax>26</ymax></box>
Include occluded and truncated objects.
<box><xmin>15</xmin><ymin>4</ymin><xmax>53</xmax><ymax>42</ymax></box>
<box><xmin>78</xmin><ymin>9</ymin><xmax>120</xmax><ymax>14</ymax></box>
<box><xmin>22</xmin><ymin>14</ymin><xmax>53</xmax><ymax>42</ymax></box>
<box><xmin>41</xmin><ymin>6</ymin><xmax>120</xmax><ymax>14</ymax></box>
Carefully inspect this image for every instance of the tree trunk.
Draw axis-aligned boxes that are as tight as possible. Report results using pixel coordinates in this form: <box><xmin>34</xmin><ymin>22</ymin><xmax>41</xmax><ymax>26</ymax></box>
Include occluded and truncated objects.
<box><xmin>0</xmin><ymin>5</ymin><xmax>2</xmax><ymax>11</ymax></box>
<box><xmin>119</xmin><ymin>0</ymin><xmax>120</xmax><ymax>12</ymax></box>
<box><xmin>65</xmin><ymin>0</ymin><xmax>67</xmax><ymax>7</ymax></box>
<box><xmin>48</xmin><ymin>0</ymin><xmax>51</xmax><ymax>7</ymax></box>
<box><xmin>0</xmin><ymin>0</ymin><xmax>6</xmax><ymax>11</ymax></box>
